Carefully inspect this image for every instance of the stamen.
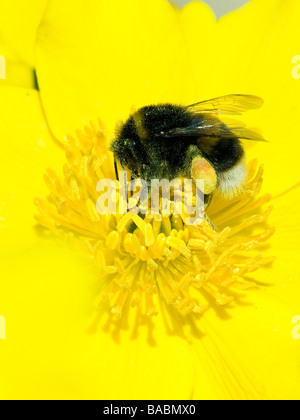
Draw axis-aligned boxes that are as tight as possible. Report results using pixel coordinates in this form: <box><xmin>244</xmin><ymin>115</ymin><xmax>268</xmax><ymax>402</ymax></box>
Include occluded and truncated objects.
<box><xmin>35</xmin><ymin>120</ymin><xmax>275</xmax><ymax>321</ymax></box>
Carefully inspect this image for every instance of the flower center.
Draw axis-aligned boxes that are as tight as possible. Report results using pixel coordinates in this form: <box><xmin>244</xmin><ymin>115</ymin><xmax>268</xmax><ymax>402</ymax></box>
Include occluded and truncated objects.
<box><xmin>35</xmin><ymin>120</ymin><xmax>275</xmax><ymax>320</ymax></box>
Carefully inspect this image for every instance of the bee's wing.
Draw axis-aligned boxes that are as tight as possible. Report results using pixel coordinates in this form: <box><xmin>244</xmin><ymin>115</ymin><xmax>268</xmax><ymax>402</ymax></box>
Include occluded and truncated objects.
<box><xmin>187</xmin><ymin>94</ymin><xmax>263</xmax><ymax>115</ymax></box>
<box><xmin>163</xmin><ymin>118</ymin><xmax>267</xmax><ymax>142</ymax></box>
<box><xmin>221</xmin><ymin>119</ymin><xmax>266</xmax><ymax>141</ymax></box>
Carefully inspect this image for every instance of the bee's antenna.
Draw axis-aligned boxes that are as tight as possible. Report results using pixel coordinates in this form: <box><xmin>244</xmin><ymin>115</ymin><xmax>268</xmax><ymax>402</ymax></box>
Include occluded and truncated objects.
<box><xmin>114</xmin><ymin>159</ymin><xmax>119</xmax><ymax>181</ymax></box>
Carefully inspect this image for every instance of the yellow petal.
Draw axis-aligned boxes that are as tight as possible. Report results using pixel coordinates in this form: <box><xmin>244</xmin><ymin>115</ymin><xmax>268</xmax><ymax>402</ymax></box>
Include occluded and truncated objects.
<box><xmin>0</xmin><ymin>87</ymin><xmax>95</xmax><ymax>399</ymax></box>
<box><xmin>56</xmin><ymin>311</ymin><xmax>198</xmax><ymax>400</ymax></box>
<box><xmin>0</xmin><ymin>53</ymin><xmax>36</xmax><ymax>89</ymax></box>
<box><xmin>0</xmin><ymin>0</ymin><xmax>47</xmax><ymax>88</ymax></box>
<box><xmin>180</xmin><ymin>0</ymin><xmax>300</xmax><ymax>195</ymax></box>
<box><xmin>180</xmin><ymin>0</ymin><xmax>300</xmax><ymax>399</ymax></box>
<box><xmin>179</xmin><ymin>1</ymin><xmax>217</xmax><ymax>102</ymax></box>
<box><xmin>194</xmin><ymin>287</ymin><xmax>300</xmax><ymax>400</ymax></box>
<box><xmin>0</xmin><ymin>240</ymin><xmax>97</xmax><ymax>399</ymax></box>
<box><xmin>0</xmin><ymin>85</ymin><xmax>65</xmax><ymax>256</ymax></box>
<box><xmin>250</xmin><ymin>186</ymin><xmax>300</xmax><ymax>310</ymax></box>
<box><xmin>0</xmin><ymin>85</ymin><xmax>198</xmax><ymax>399</ymax></box>
<box><xmin>36</xmin><ymin>0</ymin><xmax>194</xmax><ymax>140</ymax></box>
<box><xmin>0</xmin><ymin>0</ymin><xmax>48</xmax><ymax>67</ymax></box>
<box><xmin>193</xmin><ymin>188</ymin><xmax>300</xmax><ymax>399</ymax></box>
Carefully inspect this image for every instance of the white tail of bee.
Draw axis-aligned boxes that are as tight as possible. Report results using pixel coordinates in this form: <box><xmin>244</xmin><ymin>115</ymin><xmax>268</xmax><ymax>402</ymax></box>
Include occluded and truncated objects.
<box><xmin>217</xmin><ymin>158</ymin><xmax>247</xmax><ymax>199</ymax></box>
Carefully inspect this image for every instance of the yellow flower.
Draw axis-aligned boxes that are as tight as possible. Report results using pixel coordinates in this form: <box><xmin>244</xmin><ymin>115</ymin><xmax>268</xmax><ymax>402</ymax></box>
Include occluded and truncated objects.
<box><xmin>0</xmin><ymin>0</ymin><xmax>300</xmax><ymax>400</ymax></box>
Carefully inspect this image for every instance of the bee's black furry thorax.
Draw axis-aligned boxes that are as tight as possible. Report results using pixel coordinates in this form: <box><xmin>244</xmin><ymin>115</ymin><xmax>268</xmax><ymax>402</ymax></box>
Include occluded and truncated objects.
<box><xmin>111</xmin><ymin>104</ymin><xmax>244</xmax><ymax>181</ymax></box>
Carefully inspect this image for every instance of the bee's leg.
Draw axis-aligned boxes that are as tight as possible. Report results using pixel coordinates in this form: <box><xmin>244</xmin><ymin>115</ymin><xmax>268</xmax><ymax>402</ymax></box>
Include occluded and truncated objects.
<box><xmin>204</xmin><ymin>214</ymin><xmax>217</xmax><ymax>231</ymax></box>
<box><xmin>204</xmin><ymin>194</ymin><xmax>217</xmax><ymax>231</ymax></box>
<box><xmin>183</xmin><ymin>145</ymin><xmax>202</xmax><ymax>175</ymax></box>
<box><xmin>204</xmin><ymin>194</ymin><xmax>213</xmax><ymax>209</ymax></box>
<box><xmin>184</xmin><ymin>145</ymin><xmax>218</xmax><ymax>196</ymax></box>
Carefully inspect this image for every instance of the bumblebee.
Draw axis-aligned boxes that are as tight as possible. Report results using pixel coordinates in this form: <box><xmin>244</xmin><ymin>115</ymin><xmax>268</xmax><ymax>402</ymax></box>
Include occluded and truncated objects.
<box><xmin>111</xmin><ymin>94</ymin><xmax>265</xmax><ymax>208</ymax></box>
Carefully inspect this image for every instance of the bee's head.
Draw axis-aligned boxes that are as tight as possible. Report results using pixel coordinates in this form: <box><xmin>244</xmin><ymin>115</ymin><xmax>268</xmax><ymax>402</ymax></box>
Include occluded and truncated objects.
<box><xmin>111</xmin><ymin>111</ymin><xmax>153</xmax><ymax>179</ymax></box>
<box><xmin>111</xmin><ymin>137</ymin><xmax>139</xmax><ymax>177</ymax></box>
